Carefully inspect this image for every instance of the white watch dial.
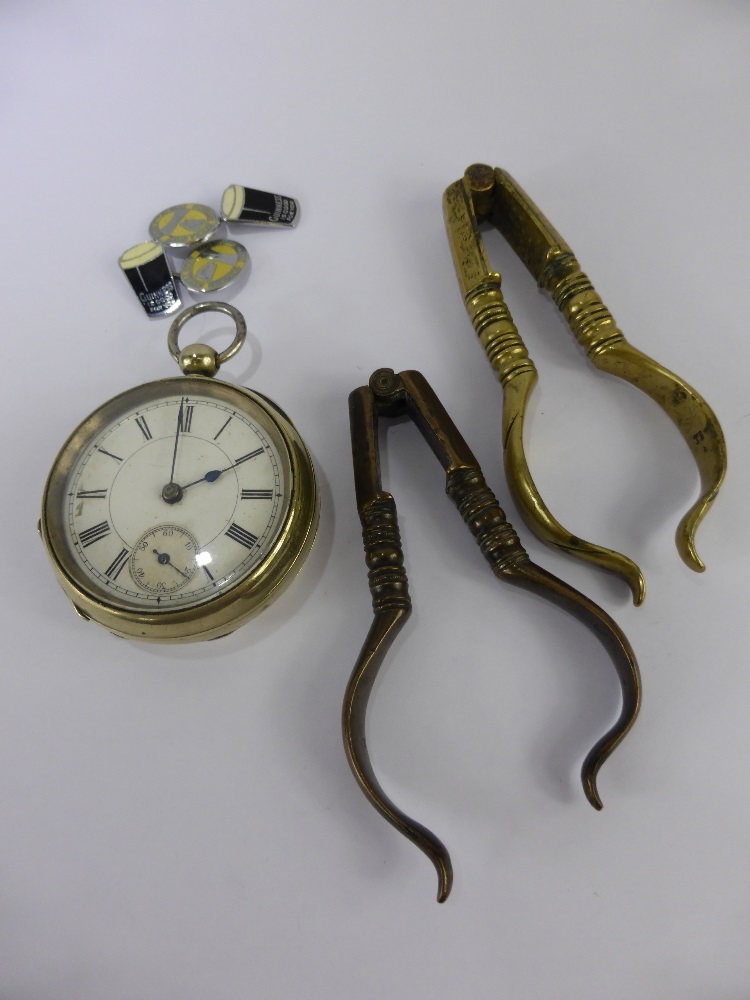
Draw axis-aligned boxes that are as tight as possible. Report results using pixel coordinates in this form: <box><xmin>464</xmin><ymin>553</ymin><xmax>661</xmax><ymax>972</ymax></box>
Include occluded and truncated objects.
<box><xmin>61</xmin><ymin>388</ymin><xmax>289</xmax><ymax>610</ymax></box>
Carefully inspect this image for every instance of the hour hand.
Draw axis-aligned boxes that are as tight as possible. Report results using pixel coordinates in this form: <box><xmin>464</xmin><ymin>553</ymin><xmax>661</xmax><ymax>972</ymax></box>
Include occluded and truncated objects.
<box><xmin>181</xmin><ymin>448</ymin><xmax>264</xmax><ymax>491</ymax></box>
<box><xmin>182</xmin><ymin>468</ymin><xmax>222</xmax><ymax>490</ymax></box>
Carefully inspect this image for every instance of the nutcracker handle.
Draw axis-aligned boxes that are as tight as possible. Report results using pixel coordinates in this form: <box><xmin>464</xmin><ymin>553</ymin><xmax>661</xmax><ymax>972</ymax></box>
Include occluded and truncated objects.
<box><xmin>449</xmin><ymin>164</ymin><xmax>726</xmax><ymax>573</ymax></box>
<box><xmin>443</xmin><ymin>175</ymin><xmax>645</xmax><ymax>602</ymax></box>
<box><xmin>344</xmin><ymin>368</ymin><xmax>641</xmax><ymax>903</ymax></box>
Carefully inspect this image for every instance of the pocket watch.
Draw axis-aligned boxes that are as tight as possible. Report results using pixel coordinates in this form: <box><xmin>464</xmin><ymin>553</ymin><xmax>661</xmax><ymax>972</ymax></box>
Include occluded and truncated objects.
<box><xmin>39</xmin><ymin>302</ymin><xmax>319</xmax><ymax>642</ymax></box>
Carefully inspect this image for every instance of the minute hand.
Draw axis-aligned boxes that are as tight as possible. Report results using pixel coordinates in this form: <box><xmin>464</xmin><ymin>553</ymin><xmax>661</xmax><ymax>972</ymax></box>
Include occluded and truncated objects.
<box><xmin>181</xmin><ymin>447</ymin><xmax>264</xmax><ymax>490</ymax></box>
<box><xmin>169</xmin><ymin>398</ymin><xmax>185</xmax><ymax>484</ymax></box>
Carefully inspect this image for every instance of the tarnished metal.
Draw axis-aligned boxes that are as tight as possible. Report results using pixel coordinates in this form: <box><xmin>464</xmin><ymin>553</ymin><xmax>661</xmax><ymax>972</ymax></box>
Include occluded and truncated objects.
<box><xmin>344</xmin><ymin>369</ymin><xmax>641</xmax><ymax>902</ymax></box>
<box><xmin>444</xmin><ymin>165</ymin><xmax>726</xmax><ymax>591</ymax></box>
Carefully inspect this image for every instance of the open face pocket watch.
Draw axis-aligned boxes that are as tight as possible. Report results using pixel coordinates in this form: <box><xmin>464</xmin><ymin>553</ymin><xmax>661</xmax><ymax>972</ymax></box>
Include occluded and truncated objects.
<box><xmin>40</xmin><ymin>302</ymin><xmax>319</xmax><ymax>642</ymax></box>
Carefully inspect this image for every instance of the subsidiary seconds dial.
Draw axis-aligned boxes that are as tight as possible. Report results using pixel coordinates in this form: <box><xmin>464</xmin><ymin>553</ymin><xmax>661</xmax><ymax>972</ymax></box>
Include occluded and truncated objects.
<box><xmin>130</xmin><ymin>524</ymin><xmax>200</xmax><ymax>594</ymax></box>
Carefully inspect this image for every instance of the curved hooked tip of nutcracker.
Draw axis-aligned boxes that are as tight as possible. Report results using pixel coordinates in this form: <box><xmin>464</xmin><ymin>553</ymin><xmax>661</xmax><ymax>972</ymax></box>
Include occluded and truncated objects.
<box><xmin>343</xmin><ymin>607</ymin><xmax>454</xmax><ymax>903</ymax></box>
<box><xmin>660</xmin><ymin>381</ymin><xmax>726</xmax><ymax>575</ymax></box>
<box><xmin>501</xmin><ymin>372</ymin><xmax>646</xmax><ymax>606</ymax></box>
<box><xmin>503</xmin><ymin>560</ymin><xmax>641</xmax><ymax>810</ymax></box>
<box><xmin>677</xmin><ymin>496</ymin><xmax>715</xmax><ymax>574</ymax></box>
<box><xmin>569</xmin><ymin>339</ymin><xmax>727</xmax><ymax>576</ymax></box>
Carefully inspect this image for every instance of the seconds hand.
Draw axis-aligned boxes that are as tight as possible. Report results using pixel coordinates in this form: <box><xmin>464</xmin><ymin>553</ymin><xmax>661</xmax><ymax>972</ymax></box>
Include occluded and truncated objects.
<box><xmin>152</xmin><ymin>548</ymin><xmax>190</xmax><ymax>580</ymax></box>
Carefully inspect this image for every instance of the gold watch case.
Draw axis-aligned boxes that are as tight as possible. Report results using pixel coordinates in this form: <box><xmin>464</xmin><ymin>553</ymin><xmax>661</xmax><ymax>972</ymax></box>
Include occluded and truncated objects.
<box><xmin>40</xmin><ymin>375</ymin><xmax>319</xmax><ymax>643</ymax></box>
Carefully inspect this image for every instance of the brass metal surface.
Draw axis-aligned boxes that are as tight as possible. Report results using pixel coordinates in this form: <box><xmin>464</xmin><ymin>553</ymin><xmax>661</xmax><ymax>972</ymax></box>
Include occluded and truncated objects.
<box><xmin>344</xmin><ymin>369</ymin><xmax>641</xmax><ymax>902</ymax></box>
<box><xmin>443</xmin><ymin>165</ymin><xmax>726</xmax><ymax>589</ymax></box>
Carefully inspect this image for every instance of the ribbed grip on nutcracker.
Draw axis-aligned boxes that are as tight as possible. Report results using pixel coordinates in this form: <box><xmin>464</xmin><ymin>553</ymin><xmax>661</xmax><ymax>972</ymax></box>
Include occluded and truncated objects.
<box><xmin>446</xmin><ymin>468</ymin><xmax>529</xmax><ymax>575</ymax></box>
<box><xmin>465</xmin><ymin>282</ymin><xmax>537</xmax><ymax>386</ymax></box>
<box><xmin>540</xmin><ymin>254</ymin><xmax>625</xmax><ymax>359</ymax></box>
<box><xmin>360</xmin><ymin>494</ymin><xmax>411</xmax><ymax>613</ymax></box>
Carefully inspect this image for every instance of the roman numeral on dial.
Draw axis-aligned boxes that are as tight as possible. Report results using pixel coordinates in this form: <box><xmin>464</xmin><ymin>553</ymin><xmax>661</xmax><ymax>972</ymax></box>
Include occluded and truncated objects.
<box><xmin>97</xmin><ymin>447</ymin><xmax>122</xmax><ymax>463</ymax></box>
<box><xmin>181</xmin><ymin>404</ymin><xmax>194</xmax><ymax>433</ymax></box>
<box><xmin>77</xmin><ymin>488</ymin><xmax>107</xmax><ymax>499</ymax></box>
<box><xmin>241</xmin><ymin>489</ymin><xmax>273</xmax><ymax>500</ymax></box>
<box><xmin>105</xmin><ymin>547</ymin><xmax>130</xmax><ymax>580</ymax></box>
<box><xmin>225</xmin><ymin>522</ymin><xmax>258</xmax><ymax>549</ymax></box>
<box><xmin>78</xmin><ymin>521</ymin><xmax>111</xmax><ymax>548</ymax></box>
<box><xmin>135</xmin><ymin>415</ymin><xmax>152</xmax><ymax>440</ymax></box>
